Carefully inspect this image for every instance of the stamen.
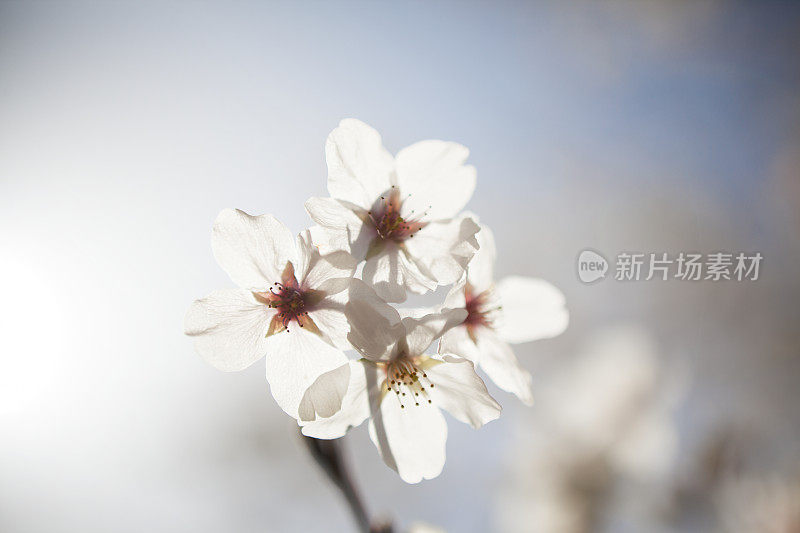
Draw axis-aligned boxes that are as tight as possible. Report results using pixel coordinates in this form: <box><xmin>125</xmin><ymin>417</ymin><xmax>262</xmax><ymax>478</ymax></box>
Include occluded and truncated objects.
<box><xmin>368</xmin><ymin>188</ymin><xmax>427</xmax><ymax>243</ymax></box>
<box><xmin>383</xmin><ymin>357</ymin><xmax>435</xmax><ymax>411</ymax></box>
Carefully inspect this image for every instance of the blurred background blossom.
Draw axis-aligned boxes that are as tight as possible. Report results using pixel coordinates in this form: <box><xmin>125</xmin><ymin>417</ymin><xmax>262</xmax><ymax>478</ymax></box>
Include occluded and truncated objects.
<box><xmin>1</xmin><ymin>1</ymin><xmax>799</xmax><ymax>532</ymax></box>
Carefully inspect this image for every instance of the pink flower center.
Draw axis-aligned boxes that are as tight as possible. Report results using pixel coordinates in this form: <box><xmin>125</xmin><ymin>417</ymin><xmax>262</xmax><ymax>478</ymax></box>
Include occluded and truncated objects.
<box><xmin>384</xmin><ymin>357</ymin><xmax>434</xmax><ymax>409</ymax></box>
<box><xmin>264</xmin><ymin>282</ymin><xmax>309</xmax><ymax>329</ymax></box>
<box><xmin>254</xmin><ymin>262</ymin><xmax>320</xmax><ymax>335</ymax></box>
<box><xmin>367</xmin><ymin>187</ymin><xmax>426</xmax><ymax>243</ymax></box>
<box><xmin>463</xmin><ymin>284</ymin><xmax>501</xmax><ymax>343</ymax></box>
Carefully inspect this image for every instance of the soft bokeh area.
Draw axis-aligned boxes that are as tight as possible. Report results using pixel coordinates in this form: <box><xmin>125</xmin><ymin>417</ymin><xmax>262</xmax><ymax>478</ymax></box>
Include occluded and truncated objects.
<box><xmin>2</xmin><ymin>2</ymin><xmax>799</xmax><ymax>532</ymax></box>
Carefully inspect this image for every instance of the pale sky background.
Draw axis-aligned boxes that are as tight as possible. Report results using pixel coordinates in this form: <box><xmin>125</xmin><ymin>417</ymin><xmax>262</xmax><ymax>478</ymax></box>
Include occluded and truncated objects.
<box><xmin>1</xmin><ymin>2</ymin><xmax>799</xmax><ymax>532</ymax></box>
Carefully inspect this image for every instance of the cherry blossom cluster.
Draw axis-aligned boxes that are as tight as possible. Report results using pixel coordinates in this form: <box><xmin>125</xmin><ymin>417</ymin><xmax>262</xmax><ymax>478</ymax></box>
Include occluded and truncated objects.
<box><xmin>185</xmin><ymin>119</ymin><xmax>569</xmax><ymax>483</ymax></box>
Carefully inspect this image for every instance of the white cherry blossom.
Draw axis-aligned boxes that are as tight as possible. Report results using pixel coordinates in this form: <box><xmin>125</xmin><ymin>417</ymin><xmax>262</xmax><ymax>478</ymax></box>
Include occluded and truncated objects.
<box><xmin>298</xmin><ymin>281</ymin><xmax>501</xmax><ymax>483</ymax></box>
<box><xmin>184</xmin><ymin>208</ymin><xmax>357</xmax><ymax>419</ymax></box>
<box><xmin>440</xmin><ymin>222</ymin><xmax>568</xmax><ymax>405</ymax></box>
<box><xmin>305</xmin><ymin>118</ymin><xmax>480</xmax><ymax>302</ymax></box>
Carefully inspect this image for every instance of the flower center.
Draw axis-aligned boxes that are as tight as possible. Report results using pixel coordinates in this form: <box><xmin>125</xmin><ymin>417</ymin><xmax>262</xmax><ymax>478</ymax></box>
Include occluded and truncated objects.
<box><xmin>265</xmin><ymin>282</ymin><xmax>308</xmax><ymax>328</ymax></box>
<box><xmin>367</xmin><ymin>187</ymin><xmax>426</xmax><ymax>243</ymax></box>
<box><xmin>253</xmin><ymin>262</ymin><xmax>320</xmax><ymax>335</ymax></box>
<box><xmin>463</xmin><ymin>284</ymin><xmax>501</xmax><ymax>343</ymax></box>
<box><xmin>383</xmin><ymin>357</ymin><xmax>434</xmax><ymax>409</ymax></box>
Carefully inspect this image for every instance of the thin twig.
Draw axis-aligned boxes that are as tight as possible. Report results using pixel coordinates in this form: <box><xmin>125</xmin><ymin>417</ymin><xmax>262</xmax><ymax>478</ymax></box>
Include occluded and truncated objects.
<box><xmin>301</xmin><ymin>432</ymin><xmax>394</xmax><ymax>533</ymax></box>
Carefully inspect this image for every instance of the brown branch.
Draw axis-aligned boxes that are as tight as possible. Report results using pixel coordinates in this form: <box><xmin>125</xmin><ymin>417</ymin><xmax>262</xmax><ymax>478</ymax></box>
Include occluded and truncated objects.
<box><xmin>301</xmin><ymin>432</ymin><xmax>394</xmax><ymax>533</ymax></box>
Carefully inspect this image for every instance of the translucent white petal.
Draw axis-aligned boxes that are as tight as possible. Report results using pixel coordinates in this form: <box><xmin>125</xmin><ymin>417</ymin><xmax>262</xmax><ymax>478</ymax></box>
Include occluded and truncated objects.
<box><xmin>397</xmin><ymin>306</ymin><xmax>437</xmax><ymax>320</ymax></box>
<box><xmin>443</xmin><ymin>274</ymin><xmax>467</xmax><ymax>310</ymax></box>
<box><xmin>326</xmin><ymin>119</ymin><xmax>395</xmax><ymax>209</ymax></box>
<box><xmin>425</xmin><ymin>355</ymin><xmax>502</xmax><ymax>427</ymax></box>
<box><xmin>467</xmin><ymin>222</ymin><xmax>496</xmax><ymax>293</ymax></box>
<box><xmin>362</xmin><ymin>246</ymin><xmax>437</xmax><ymax>303</ymax></box>
<box><xmin>304</xmin><ymin>197</ymin><xmax>374</xmax><ymax>258</ymax></box>
<box><xmin>344</xmin><ymin>279</ymin><xmax>405</xmax><ymax>361</ymax></box>
<box><xmin>395</xmin><ymin>140</ymin><xmax>476</xmax><ymax>220</ymax></box>
<box><xmin>308</xmin><ymin>293</ymin><xmax>351</xmax><ymax>350</ymax></box>
<box><xmin>495</xmin><ymin>276</ymin><xmax>569</xmax><ymax>344</ymax></box>
<box><xmin>368</xmin><ymin>393</ymin><xmax>448</xmax><ymax>484</ymax></box>
<box><xmin>300</xmin><ymin>360</ymin><xmax>379</xmax><ymax>438</ymax></box>
<box><xmin>401</xmin><ymin>308</ymin><xmax>467</xmax><ymax>357</ymax></box>
<box><xmin>474</xmin><ymin>329</ymin><xmax>534</xmax><ymax>405</ymax></box>
<box><xmin>294</xmin><ymin>230</ymin><xmax>357</xmax><ymax>290</ymax></box>
<box><xmin>297</xmin><ymin>362</ymin><xmax>350</xmax><ymax>422</ymax></box>
<box><xmin>211</xmin><ymin>209</ymin><xmax>296</xmax><ymax>290</ymax></box>
<box><xmin>403</xmin><ymin>214</ymin><xmax>480</xmax><ymax>286</ymax></box>
<box><xmin>184</xmin><ymin>289</ymin><xmax>271</xmax><ymax>371</ymax></box>
<box><xmin>439</xmin><ymin>324</ymin><xmax>481</xmax><ymax>364</ymax></box>
<box><xmin>264</xmin><ymin>329</ymin><xmax>348</xmax><ymax>419</ymax></box>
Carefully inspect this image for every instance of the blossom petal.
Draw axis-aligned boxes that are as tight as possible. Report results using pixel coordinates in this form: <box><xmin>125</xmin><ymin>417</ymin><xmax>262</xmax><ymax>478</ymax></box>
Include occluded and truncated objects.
<box><xmin>425</xmin><ymin>355</ymin><xmax>502</xmax><ymax>428</ymax></box>
<box><xmin>326</xmin><ymin>119</ymin><xmax>395</xmax><ymax>209</ymax></box>
<box><xmin>475</xmin><ymin>329</ymin><xmax>534</xmax><ymax>405</ymax></box>
<box><xmin>395</xmin><ymin>140</ymin><xmax>476</xmax><ymax>221</ymax></box>
<box><xmin>297</xmin><ymin>362</ymin><xmax>350</xmax><ymax>422</ymax></box>
<box><xmin>439</xmin><ymin>323</ymin><xmax>481</xmax><ymax>364</ymax></box>
<box><xmin>467</xmin><ymin>221</ymin><xmax>496</xmax><ymax>293</ymax></box>
<box><xmin>264</xmin><ymin>329</ymin><xmax>348</xmax><ymax>419</ymax></box>
<box><xmin>211</xmin><ymin>209</ymin><xmax>296</xmax><ymax>290</ymax></box>
<box><xmin>362</xmin><ymin>245</ymin><xmax>437</xmax><ymax>303</ymax></box>
<box><xmin>308</xmin><ymin>291</ymin><xmax>351</xmax><ymax>350</ymax></box>
<box><xmin>402</xmin><ymin>308</ymin><xmax>467</xmax><ymax>357</ymax></box>
<box><xmin>344</xmin><ymin>279</ymin><xmax>404</xmax><ymax>361</ymax></box>
<box><xmin>443</xmin><ymin>275</ymin><xmax>467</xmax><ymax>310</ymax></box>
<box><xmin>495</xmin><ymin>276</ymin><xmax>569</xmax><ymax>344</ymax></box>
<box><xmin>305</xmin><ymin>197</ymin><xmax>374</xmax><ymax>258</ymax></box>
<box><xmin>368</xmin><ymin>395</ymin><xmax>448</xmax><ymax>484</ymax></box>
<box><xmin>184</xmin><ymin>289</ymin><xmax>271</xmax><ymax>371</ymax></box>
<box><xmin>294</xmin><ymin>230</ymin><xmax>357</xmax><ymax>289</ymax></box>
<box><xmin>403</xmin><ymin>214</ymin><xmax>480</xmax><ymax>286</ymax></box>
<box><xmin>300</xmin><ymin>360</ymin><xmax>378</xmax><ymax>438</ymax></box>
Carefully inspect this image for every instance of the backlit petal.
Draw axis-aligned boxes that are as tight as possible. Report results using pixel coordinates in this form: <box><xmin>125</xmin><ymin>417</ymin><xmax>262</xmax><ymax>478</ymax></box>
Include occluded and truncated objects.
<box><xmin>264</xmin><ymin>329</ymin><xmax>348</xmax><ymax>419</ymax></box>
<box><xmin>475</xmin><ymin>329</ymin><xmax>534</xmax><ymax>405</ymax></box>
<box><xmin>402</xmin><ymin>308</ymin><xmax>467</xmax><ymax>357</ymax></box>
<box><xmin>466</xmin><ymin>221</ymin><xmax>496</xmax><ymax>293</ymax></box>
<box><xmin>211</xmin><ymin>209</ymin><xmax>296</xmax><ymax>290</ymax></box>
<box><xmin>395</xmin><ymin>140</ymin><xmax>476</xmax><ymax>221</ymax></box>
<box><xmin>300</xmin><ymin>360</ymin><xmax>380</xmax><ymax>439</ymax></box>
<box><xmin>184</xmin><ymin>289</ymin><xmax>271</xmax><ymax>372</ymax></box>
<box><xmin>344</xmin><ymin>279</ymin><xmax>404</xmax><ymax>361</ymax></box>
<box><xmin>425</xmin><ymin>354</ymin><xmax>502</xmax><ymax>428</ymax></box>
<box><xmin>495</xmin><ymin>276</ymin><xmax>569</xmax><ymax>344</ymax></box>
<box><xmin>326</xmin><ymin>119</ymin><xmax>395</xmax><ymax>209</ymax></box>
<box><xmin>368</xmin><ymin>394</ymin><xmax>448</xmax><ymax>484</ymax></box>
<box><xmin>403</xmin><ymin>214</ymin><xmax>480</xmax><ymax>286</ymax></box>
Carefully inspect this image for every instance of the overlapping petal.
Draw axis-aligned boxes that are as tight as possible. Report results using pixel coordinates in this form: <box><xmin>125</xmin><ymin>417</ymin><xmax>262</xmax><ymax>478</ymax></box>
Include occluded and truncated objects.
<box><xmin>466</xmin><ymin>221</ymin><xmax>496</xmax><ymax>293</ymax></box>
<box><xmin>362</xmin><ymin>246</ymin><xmax>438</xmax><ymax>303</ymax></box>
<box><xmin>403</xmin><ymin>214</ymin><xmax>480</xmax><ymax>287</ymax></box>
<box><xmin>264</xmin><ymin>329</ymin><xmax>349</xmax><ymax>419</ymax></box>
<box><xmin>425</xmin><ymin>354</ymin><xmax>502</xmax><ymax>427</ymax></box>
<box><xmin>344</xmin><ymin>279</ymin><xmax>405</xmax><ymax>360</ymax></box>
<box><xmin>401</xmin><ymin>308</ymin><xmax>467</xmax><ymax>357</ymax></box>
<box><xmin>304</xmin><ymin>197</ymin><xmax>374</xmax><ymax>258</ymax></box>
<box><xmin>300</xmin><ymin>359</ymin><xmax>376</xmax><ymax>438</ymax></box>
<box><xmin>294</xmin><ymin>230</ymin><xmax>357</xmax><ymax>289</ymax></box>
